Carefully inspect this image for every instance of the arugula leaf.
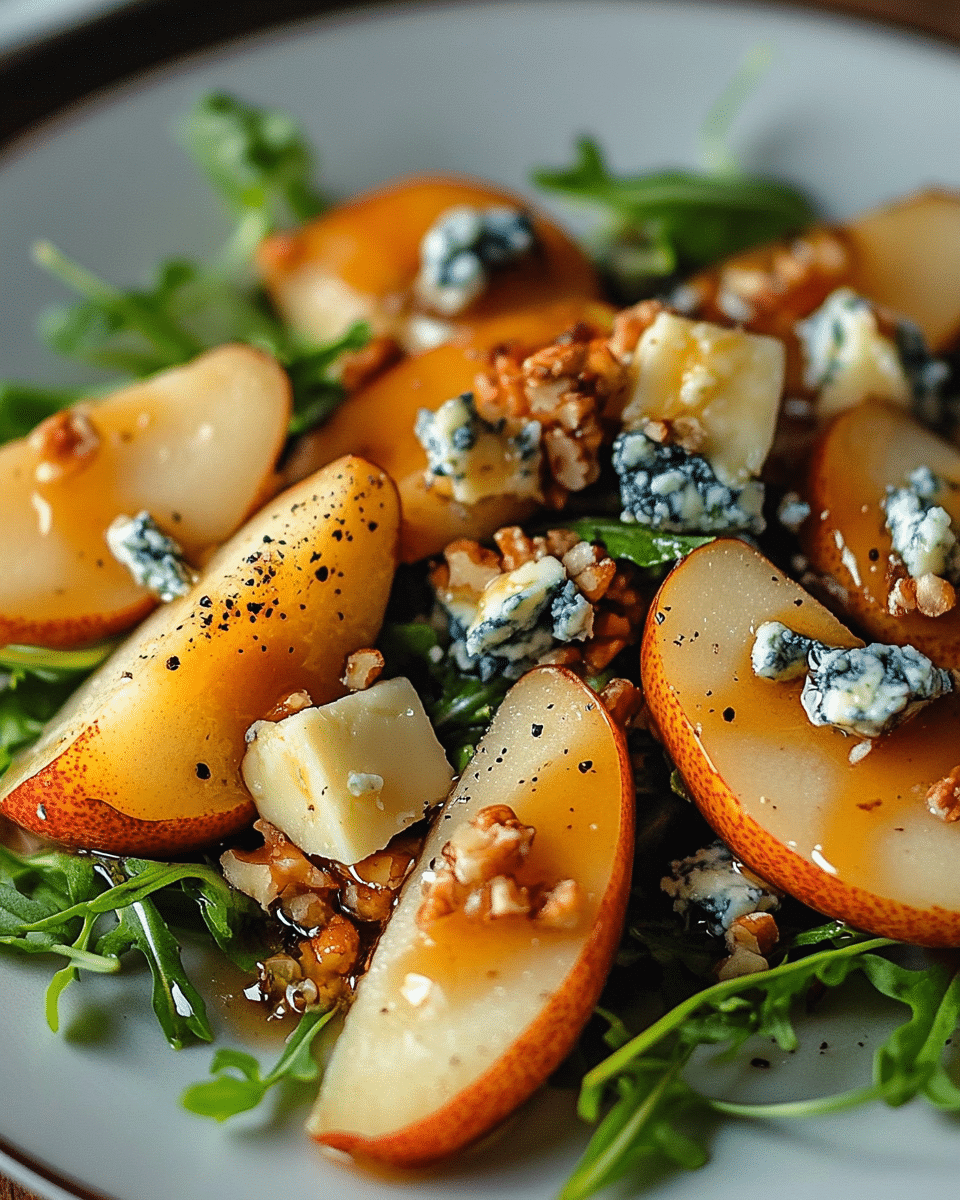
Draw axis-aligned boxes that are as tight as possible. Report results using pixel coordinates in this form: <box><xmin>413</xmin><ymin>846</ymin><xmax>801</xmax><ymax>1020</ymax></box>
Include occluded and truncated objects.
<box><xmin>561</xmin><ymin>937</ymin><xmax>960</xmax><ymax>1200</ymax></box>
<box><xmin>0</xmin><ymin>642</ymin><xmax>113</xmax><ymax>776</ymax></box>
<box><xmin>0</xmin><ymin>847</ymin><xmax>270</xmax><ymax>1048</ymax></box>
<box><xmin>534</xmin><ymin>137</ymin><xmax>815</xmax><ymax>280</ymax></box>
<box><xmin>284</xmin><ymin>321</ymin><xmax>371</xmax><ymax>436</ymax></box>
<box><xmin>181</xmin><ymin>94</ymin><xmax>326</xmax><ymax>247</ymax></box>
<box><xmin>182</xmin><ymin>1005</ymin><xmax>337</xmax><ymax>1120</ymax></box>
<box><xmin>567</xmin><ymin>518</ymin><xmax>712</xmax><ymax>570</ymax></box>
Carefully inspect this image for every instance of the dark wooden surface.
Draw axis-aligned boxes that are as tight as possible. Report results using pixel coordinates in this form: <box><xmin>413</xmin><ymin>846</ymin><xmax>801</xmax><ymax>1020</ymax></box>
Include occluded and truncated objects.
<box><xmin>2</xmin><ymin>0</ymin><xmax>959</xmax><ymax>1197</ymax></box>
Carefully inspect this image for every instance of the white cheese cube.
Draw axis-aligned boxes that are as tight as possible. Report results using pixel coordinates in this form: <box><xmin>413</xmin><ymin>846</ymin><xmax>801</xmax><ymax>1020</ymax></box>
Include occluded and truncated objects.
<box><xmin>241</xmin><ymin>677</ymin><xmax>454</xmax><ymax>865</ymax></box>
<box><xmin>796</xmin><ymin>288</ymin><xmax>911</xmax><ymax>420</ymax></box>
<box><xmin>620</xmin><ymin>312</ymin><xmax>784</xmax><ymax>488</ymax></box>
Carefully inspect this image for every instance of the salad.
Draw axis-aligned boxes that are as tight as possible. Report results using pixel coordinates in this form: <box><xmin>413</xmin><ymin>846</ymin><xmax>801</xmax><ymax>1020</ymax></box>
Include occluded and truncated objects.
<box><xmin>2</xmin><ymin>77</ymin><xmax>960</xmax><ymax>1200</ymax></box>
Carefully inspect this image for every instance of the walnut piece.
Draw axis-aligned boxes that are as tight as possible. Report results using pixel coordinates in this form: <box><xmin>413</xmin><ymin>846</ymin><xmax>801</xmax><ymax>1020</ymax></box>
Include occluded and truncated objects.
<box><xmin>29</xmin><ymin>408</ymin><xmax>100</xmax><ymax>483</ymax></box>
<box><xmin>888</xmin><ymin>569</ymin><xmax>956</xmax><ymax>619</ymax></box>
<box><xmin>431</xmin><ymin>524</ymin><xmax>647</xmax><ymax>677</ymax></box>
<box><xmin>416</xmin><ymin>804</ymin><xmax>583</xmax><ymax>933</ymax></box>
<box><xmin>472</xmin><ymin>322</ymin><xmax>628</xmax><ymax>504</ymax></box>
<box><xmin>341</xmin><ymin>647</ymin><xmax>385</xmax><ymax>691</ymax></box>
<box><xmin>926</xmin><ymin>765</ymin><xmax>960</xmax><ymax>822</ymax></box>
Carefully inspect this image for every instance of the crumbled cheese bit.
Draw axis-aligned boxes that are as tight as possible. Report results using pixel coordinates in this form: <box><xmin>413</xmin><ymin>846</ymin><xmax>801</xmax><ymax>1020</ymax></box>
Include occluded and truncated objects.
<box><xmin>613</xmin><ymin>429</ymin><xmax>765</xmax><ymax>534</ymax></box>
<box><xmin>801</xmin><ymin>642</ymin><xmax>953</xmax><ymax>738</ymax></box>
<box><xmin>751</xmin><ymin>621</ymin><xmax>814</xmax><ymax>681</ymax></box>
<box><xmin>415</xmin><ymin>206</ymin><xmax>536</xmax><ymax>315</ymax></box>
<box><xmin>796</xmin><ymin>288</ymin><xmax>912</xmax><ymax>420</ymax></box>
<box><xmin>661</xmin><ymin>841</ymin><xmax>780</xmax><ymax>937</ymax></box>
<box><xmin>241</xmin><ymin>677</ymin><xmax>454</xmax><ymax>865</ymax></box>
<box><xmin>883</xmin><ymin>466</ymin><xmax>960</xmax><ymax>582</ymax></box>
<box><xmin>415</xmin><ymin>391</ymin><xmax>542</xmax><ymax>505</ymax></box>
<box><xmin>777</xmin><ymin>491</ymin><xmax>812</xmax><ymax>533</ymax></box>
<box><xmin>106</xmin><ymin>510</ymin><xmax>197</xmax><ymax>601</ymax></box>
<box><xmin>619</xmin><ymin>311</ymin><xmax>784</xmax><ymax>489</ymax></box>
<box><xmin>464</xmin><ymin>555</ymin><xmax>566</xmax><ymax>668</ymax></box>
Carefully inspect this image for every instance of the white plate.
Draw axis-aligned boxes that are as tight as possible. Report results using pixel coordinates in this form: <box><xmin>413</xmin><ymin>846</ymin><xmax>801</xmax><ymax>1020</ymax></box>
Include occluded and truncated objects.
<box><xmin>2</xmin><ymin>3</ymin><xmax>960</xmax><ymax>1199</ymax></box>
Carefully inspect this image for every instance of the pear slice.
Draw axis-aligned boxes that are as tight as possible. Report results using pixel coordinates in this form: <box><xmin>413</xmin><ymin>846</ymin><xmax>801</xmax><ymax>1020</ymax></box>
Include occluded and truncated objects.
<box><xmin>257</xmin><ymin>176</ymin><xmax>602</xmax><ymax>352</ymax></box>
<box><xmin>286</xmin><ymin>299</ymin><xmax>613</xmax><ymax>562</ymax></box>
<box><xmin>642</xmin><ymin>537</ymin><xmax>960</xmax><ymax>946</ymax></box>
<box><xmin>0</xmin><ymin>344</ymin><xmax>291</xmax><ymax>649</ymax></box>
<box><xmin>844</xmin><ymin>190</ymin><xmax>960</xmax><ymax>352</ymax></box>
<box><xmin>805</xmin><ymin>400</ymin><xmax>960</xmax><ymax>665</ymax></box>
<box><xmin>0</xmin><ymin>457</ymin><xmax>400</xmax><ymax>856</ymax></box>
<box><xmin>309</xmin><ymin>665</ymin><xmax>633</xmax><ymax>1166</ymax></box>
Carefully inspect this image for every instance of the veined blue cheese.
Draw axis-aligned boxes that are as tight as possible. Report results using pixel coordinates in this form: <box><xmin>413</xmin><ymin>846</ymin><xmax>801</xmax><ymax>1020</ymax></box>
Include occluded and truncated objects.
<box><xmin>619</xmin><ymin>311</ymin><xmax>784</xmax><ymax>489</ymax></box>
<box><xmin>752</xmin><ymin>623</ymin><xmax>955</xmax><ymax>737</ymax></box>
<box><xmin>795</xmin><ymin>287</ymin><xmax>946</xmax><ymax>421</ymax></box>
<box><xmin>661</xmin><ymin>841</ymin><xmax>780</xmax><ymax>937</ymax></box>
<box><xmin>882</xmin><ymin>466</ymin><xmax>960</xmax><ymax>581</ymax></box>
<box><xmin>415</xmin><ymin>392</ymin><xmax>542</xmax><ymax>505</ymax></box>
<box><xmin>415</xmin><ymin>206</ymin><xmax>536</xmax><ymax>316</ymax></box>
<box><xmin>612</xmin><ymin>430</ymin><xmax>765</xmax><ymax>533</ymax></box>
<box><xmin>105</xmin><ymin>511</ymin><xmax>196</xmax><ymax>601</ymax></box>
<box><xmin>464</xmin><ymin>555</ymin><xmax>565</xmax><ymax>670</ymax></box>
<box><xmin>241</xmin><ymin>677</ymin><xmax>454</xmax><ymax>865</ymax></box>
<box><xmin>750</xmin><ymin>621</ymin><xmax>813</xmax><ymax>681</ymax></box>
<box><xmin>447</xmin><ymin>555</ymin><xmax>597</xmax><ymax>680</ymax></box>
<box><xmin>801</xmin><ymin>642</ymin><xmax>953</xmax><ymax>738</ymax></box>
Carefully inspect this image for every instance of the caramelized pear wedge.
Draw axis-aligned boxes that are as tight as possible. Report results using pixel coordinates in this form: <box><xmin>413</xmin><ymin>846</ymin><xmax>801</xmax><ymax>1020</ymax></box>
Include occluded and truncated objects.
<box><xmin>258</xmin><ymin>175</ymin><xmax>602</xmax><ymax>351</ymax></box>
<box><xmin>805</xmin><ymin>400</ymin><xmax>960</xmax><ymax>664</ymax></box>
<box><xmin>0</xmin><ymin>345</ymin><xmax>291</xmax><ymax>649</ymax></box>
<box><xmin>687</xmin><ymin>190</ymin><xmax>960</xmax><ymax>394</ymax></box>
<box><xmin>843</xmin><ymin>190</ymin><xmax>960</xmax><ymax>353</ymax></box>
<box><xmin>286</xmin><ymin>300</ymin><xmax>614</xmax><ymax>562</ymax></box>
<box><xmin>0</xmin><ymin>457</ymin><xmax>400</xmax><ymax>856</ymax></box>
<box><xmin>643</xmin><ymin>537</ymin><xmax>960</xmax><ymax>946</ymax></box>
<box><xmin>310</xmin><ymin>665</ymin><xmax>634</xmax><ymax>1166</ymax></box>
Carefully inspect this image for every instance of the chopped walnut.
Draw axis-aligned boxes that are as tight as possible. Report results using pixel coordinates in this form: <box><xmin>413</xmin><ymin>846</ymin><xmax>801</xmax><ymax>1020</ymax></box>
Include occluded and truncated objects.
<box><xmin>431</xmin><ymin>525</ymin><xmax>647</xmax><ymax>678</ymax></box>
<box><xmin>726</xmin><ymin>911</ymin><xmax>779</xmax><ymax>956</ymax></box>
<box><xmin>416</xmin><ymin>804</ymin><xmax>582</xmax><ymax>932</ymax></box>
<box><xmin>608</xmin><ymin>300</ymin><xmax>664</xmax><ymax>360</ymax></box>
<box><xmin>716</xmin><ymin>912</ymin><xmax>780</xmax><ymax>980</ymax></box>
<box><xmin>260</xmin><ymin>690</ymin><xmax>314</xmax><ymax>723</ymax></box>
<box><xmin>535</xmin><ymin>878</ymin><xmax>585</xmax><ymax>929</ymax></box>
<box><xmin>444</xmin><ymin>803</ymin><xmax>534</xmax><ymax>887</ymax></box>
<box><xmin>225</xmin><ymin>822</ymin><xmax>421</xmax><ymax>1017</ymax></box>
<box><xmin>888</xmin><ymin>568</ymin><xmax>957</xmax><ymax>619</ymax></box>
<box><xmin>599</xmin><ymin>677</ymin><xmax>646</xmax><ymax>731</ymax></box>
<box><xmin>926</xmin><ymin>766</ymin><xmax>960</xmax><ymax>822</ymax></box>
<box><xmin>341</xmin><ymin>647</ymin><xmax>385</xmax><ymax>691</ymax></box>
<box><xmin>472</xmin><ymin>323</ymin><xmax>629</xmax><ymax>504</ymax></box>
<box><xmin>29</xmin><ymin>408</ymin><xmax>100</xmax><ymax>483</ymax></box>
<box><xmin>296</xmin><ymin>915</ymin><xmax>362</xmax><ymax>1009</ymax></box>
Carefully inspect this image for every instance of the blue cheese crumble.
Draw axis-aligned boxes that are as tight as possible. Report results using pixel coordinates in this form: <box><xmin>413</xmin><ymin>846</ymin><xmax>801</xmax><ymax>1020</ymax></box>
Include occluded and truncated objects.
<box><xmin>753</xmin><ymin>623</ymin><xmax>955</xmax><ymax>737</ymax></box>
<box><xmin>882</xmin><ymin>466</ymin><xmax>960</xmax><ymax>582</ymax></box>
<box><xmin>612</xmin><ymin>430</ymin><xmax>765</xmax><ymax>534</ymax></box>
<box><xmin>106</xmin><ymin>511</ymin><xmax>196</xmax><ymax>601</ymax></box>
<box><xmin>802</xmin><ymin>642</ymin><xmax>953</xmax><ymax>738</ymax></box>
<box><xmin>796</xmin><ymin>288</ymin><xmax>947</xmax><ymax>421</ymax></box>
<box><xmin>415</xmin><ymin>206</ymin><xmax>537</xmax><ymax>316</ymax></box>
<box><xmin>661</xmin><ymin>841</ymin><xmax>780</xmax><ymax>937</ymax></box>
<box><xmin>750</xmin><ymin>621</ymin><xmax>813</xmax><ymax>681</ymax></box>
<box><xmin>415</xmin><ymin>392</ymin><xmax>542</xmax><ymax>505</ymax></box>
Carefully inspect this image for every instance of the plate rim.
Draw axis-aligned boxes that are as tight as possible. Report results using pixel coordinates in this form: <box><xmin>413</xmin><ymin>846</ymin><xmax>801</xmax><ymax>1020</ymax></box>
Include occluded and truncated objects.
<box><xmin>0</xmin><ymin>0</ymin><xmax>958</xmax><ymax>155</ymax></box>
